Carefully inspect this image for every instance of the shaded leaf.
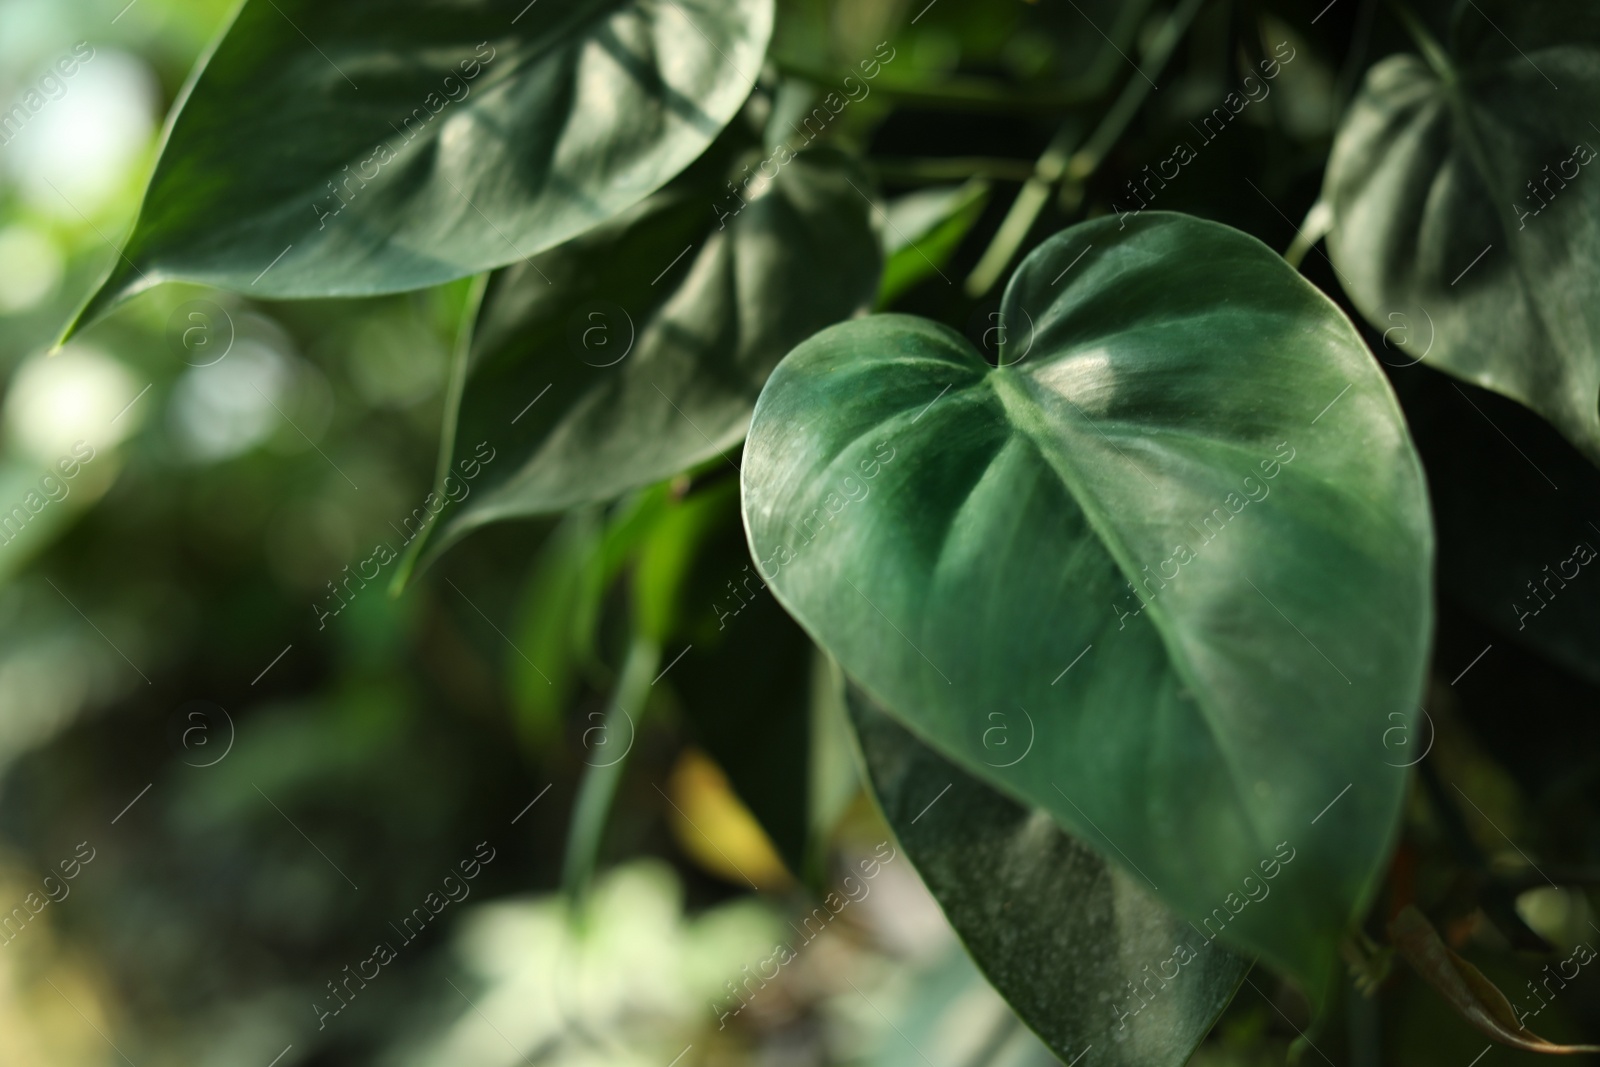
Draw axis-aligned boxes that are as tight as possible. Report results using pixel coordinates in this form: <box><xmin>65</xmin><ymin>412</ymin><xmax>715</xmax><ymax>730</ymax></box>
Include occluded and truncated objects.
<box><xmin>66</xmin><ymin>0</ymin><xmax>773</xmax><ymax>334</ymax></box>
<box><xmin>850</xmin><ymin>688</ymin><xmax>1250</xmax><ymax>1067</ymax></box>
<box><xmin>508</xmin><ymin>510</ymin><xmax>605</xmax><ymax>749</ymax></box>
<box><xmin>739</xmin><ymin>212</ymin><xmax>1433</xmax><ymax>994</ymax></box>
<box><xmin>1324</xmin><ymin>2</ymin><xmax>1600</xmax><ymax>465</ymax></box>
<box><xmin>419</xmin><ymin>144</ymin><xmax>881</xmax><ymax>563</ymax></box>
<box><xmin>664</xmin><ymin>747</ymin><xmax>793</xmax><ymax>888</ymax></box>
<box><xmin>632</xmin><ymin>480</ymin><xmax>739</xmax><ymax>644</ymax></box>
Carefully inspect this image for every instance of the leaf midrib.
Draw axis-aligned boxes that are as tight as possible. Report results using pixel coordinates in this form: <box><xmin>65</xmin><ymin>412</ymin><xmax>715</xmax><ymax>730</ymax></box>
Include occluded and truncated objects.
<box><xmin>985</xmin><ymin>365</ymin><xmax>1272</xmax><ymax>860</ymax></box>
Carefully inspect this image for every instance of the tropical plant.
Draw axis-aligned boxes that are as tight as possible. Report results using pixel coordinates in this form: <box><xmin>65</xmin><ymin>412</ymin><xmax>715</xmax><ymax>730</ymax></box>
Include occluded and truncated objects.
<box><xmin>44</xmin><ymin>0</ymin><xmax>1600</xmax><ymax>1062</ymax></box>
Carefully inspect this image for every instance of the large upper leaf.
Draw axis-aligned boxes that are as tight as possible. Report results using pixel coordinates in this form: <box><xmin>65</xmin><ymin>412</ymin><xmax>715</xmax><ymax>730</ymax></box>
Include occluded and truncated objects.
<box><xmin>739</xmin><ymin>212</ymin><xmax>1434</xmax><ymax>994</ymax></box>
<box><xmin>1323</xmin><ymin>2</ymin><xmax>1600</xmax><ymax>465</ymax></box>
<box><xmin>416</xmin><ymin>144</ymin><xmax>880</xmax><ymax>562</ymax></box>
<box><xmin>850</xmin><ymin>688</ymin><xmax>1249</xmax><ymax>1067</ymax></box>
<box><xmin>65</xmin><ymin>0</ymin><xmax>773</xmax><ymax>334</ymax></box>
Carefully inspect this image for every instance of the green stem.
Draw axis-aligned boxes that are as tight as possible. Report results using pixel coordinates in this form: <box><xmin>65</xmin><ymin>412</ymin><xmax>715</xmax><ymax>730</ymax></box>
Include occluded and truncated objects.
<box><xmin>1285</xmin><ymin>200</ymin><xmax>1333</xmax><ymax>269</ymax></box>
<box><xmin>1388</xmin><ymin>0</ymin><xmax>1453</xmax><ymax>84</ymax></box>
<box><xmin>388</xmin><ymin>272</ymin><xmax>491</xmax><ymax>595</ymax></box>
<box><xmin>962</xmin><ymin>0</ymin><xmax>1208</xmax><ymax>298</ymax></box>
<box><xmin>1059</xmin><ymin>0</ymin><xmax>1209</xmax><ymax>196</ymax></box>
<box><xmin>561</xmin><ymin>635</ymin><xmax>662</xmax><ymax>905</ymax></box>
<box><xmin>963</xmin><ymin>123</ymin><xmax>1083</xmax><ymax>297</ymax></box>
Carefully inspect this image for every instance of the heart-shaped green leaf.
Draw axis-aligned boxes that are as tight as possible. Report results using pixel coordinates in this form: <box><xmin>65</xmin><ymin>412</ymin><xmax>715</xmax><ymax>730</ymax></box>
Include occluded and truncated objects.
<box><xmin>849</xmin><ymin>687</ymin><xmax>1250</xmax><ymax>1067</ymax></box>
<box><xmin>415</xmin><ymin>145</ymin><xmax>880</xmax><ymax>565</ymax></box>
<box><xmin>1323</xmin><ymin>2</ymin><xmax>1600</xmax><ymax>465</ymax></box>
<box><xmin>739</xmin><ymin>211</ymin><xmax>1434</xmax><ymax>995</ymax></box>
<box><xmin>64</xmin><ymin>0</ymin><xmax>773</xmax><ymax>336</ymax></box>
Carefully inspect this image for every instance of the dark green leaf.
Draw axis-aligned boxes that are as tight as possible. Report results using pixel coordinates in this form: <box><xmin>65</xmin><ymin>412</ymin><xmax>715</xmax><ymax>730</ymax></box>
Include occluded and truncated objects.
<box><xmin>419</xmin><ymin>145</ymin><xmax>881</xmax><ymax>563</ymax></box>
<box><xmin>65</xmin><ymin>0</ymin><xmax>773</xmax><ymax>335</ymax></box>
<box><xmin>632</xmin><ymin>481</ymin><xmax>739</xmax><ymax>644</ymax></box>
<box><xmin>850</xmin><ymin>688</ymin><xmax>1249</xmax><ymax>1067</ymax></box>
<box><xmin>739</xmin><ymin>211</ymin><xmax>1433</xmax><ymax>995</ymax></box>
<box><xmin>506</xmin><ymin>509</ymin><xmax>623</xmax><ymax>751</ymax></box>
<box><xmin>1323</xmin><ymin>2</ymin><xmax>1600</xmax><ymax>465</ymax></box>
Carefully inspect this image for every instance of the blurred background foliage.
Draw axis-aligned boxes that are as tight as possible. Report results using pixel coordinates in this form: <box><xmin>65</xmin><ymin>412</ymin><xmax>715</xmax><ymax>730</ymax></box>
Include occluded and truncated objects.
<box><xmin>1</xmin><ymin>0</ymin><xmax>1599</xmax><ymax>1064</ymax></box>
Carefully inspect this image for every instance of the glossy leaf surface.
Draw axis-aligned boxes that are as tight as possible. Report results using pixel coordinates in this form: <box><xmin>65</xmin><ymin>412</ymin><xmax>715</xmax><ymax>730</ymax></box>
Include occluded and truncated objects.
<box><xmin>68</xmin><ymin>0</ymin><xmax>773</xmax><ymax>333</ymax></box>
<box><xmin>740</xmin><ymin>212</ymin><xmax>1434</xmax><ymax>993</ymax></box>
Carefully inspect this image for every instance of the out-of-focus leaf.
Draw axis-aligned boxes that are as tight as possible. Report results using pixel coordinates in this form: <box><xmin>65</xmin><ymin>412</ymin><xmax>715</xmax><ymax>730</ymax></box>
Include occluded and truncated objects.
<box><xmin>665</xmin><ymin>747</ymin><xmax>792</xmax><ymax>889</ymax></box>
<box><xmin>877</xmin><ymin>180</ymin><xmax>989</xmax><ymax>306</ymax></box>
<box><xmin>507</xmin><ymin>510</ymin><xmax>604</xmax><ymax>749</ymax></box>
<box><xmin>388</xmin><ymin>862</ymin><xmax>784</xmax><ymax>1067</ymax></box>
<box><xmin>563</xmin><ymin>481</ymin><xmax>751</xmax><ymax>899</ymax></box>
<box><xmin>503</xmin><ymin>483</ymin><xmax>678</xmax><ymax>739</ymax></box>
<box><xmin>850</xmin><ymin>689</ymin><xmax>1249</xmax><ymax>1067</ymax></box>
<box><xmin>1323</xmin><ymin>2</ymin><xmax>1600</xmax><ymax>465</ymax></box>
<box><xmin>1388</xmin><ymin>905</ymin><xmax>1600</xmax><ymax>1053</ymax></box>
<box><xmin>416</xmin><ymin>145</ymin><xmax>881</xmax><ymax>565</ymax></box>
<box><xmin>740</xmin><ymin>212</ymin><xmax>1434</xmax><ymax>995</ymax></box>
<box><xmin>632</xmin><ymin>481</ymin><xmax>739</xmax><ymax>644</ymax></box>
<box><xmin>65</xmin><ymin>0</ymin><xmax>774</xmax><ymax>335</ymax></box>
